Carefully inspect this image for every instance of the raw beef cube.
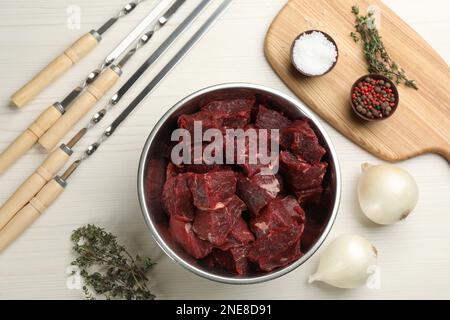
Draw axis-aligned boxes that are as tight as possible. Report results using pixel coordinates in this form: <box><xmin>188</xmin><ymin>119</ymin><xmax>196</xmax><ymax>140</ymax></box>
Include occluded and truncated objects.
<box><xmin>280</xmin><ymin>151</ymin><xmax>327</xmax><ymax>191</ymax></box>
<box><xmin>188</xmin><ymin>171</ymin><xmax>237</xmax><ymax>210</ymax></box>
<box><xmin>219</xmin><ymin>217</ymin><xmax>255</xmax><ymax>251</ymax></box>
<box><xmin>242</xmin><ymin>162</ymin><xmax>280</xmax><ymax>178</ymax></box>
<box><xmin>223</xmin><ymin>125</ymin><xmax>256</xmax><ymax>166</ymax></box>
<box><xmin>229</xmin><ymin>127</ymin><xmax>279</xmax><ymax>177</ymax></box>
<box><xmin>258</xmin><ymin>239</ymin><xmax>302</xmax><ymax>272</ymax></box>
<box><xmin>277</xmin><ymin>196</ymin><xmax>306</xmax><ymax>225</ymax></box>
<box><xmin>166</xmin><ymin>162</ymin><xmax>183</xmax><ymax>179</ymax></box>
<box><xmin>202</xmin><ymin>97</ymin><xmax>255</xmax><ymax>113</ymax></box>
<box><xmin>178</xmin><ymin>111</ymin><xmax>222</xmax><ymax>133</ymax></box>
<box><xmin>255</xmin><ymin>105</ymin><xmax>292</xmax><ymax>129</ymax></box>
<box><xmin>169</xmin><ymin>217</ymin><xmax>212</xmax><ymax>259</ymax></box>
<box><xmin>295</xmin><ymin>186</ymin><xmax>324</xmax><ymax>205</ymax></box>
<box><xmin>275</xmin><ymin>174</ymin><xmax>286</xmax><ymax>194</ymax></box>
<box><xmin>280</xmin><ymin>120</ymin><xmax>326</xmax><ymax>163</ymax></box>
<box><xmin>250</xmin><ymin>196</ymin><xmax>305</xmax><ymax>238</ymax></box>
<box><xmin>248</xmin><ymin>226</ymin><xmax>303</xmax><ymax>271</ymax></box>
<box><xmin>248</xmin><ymin>226</ymin><xmax>301</xmax><ymax>260</ymax></box>
<box><xmin>223</xmin><ymin>114</ymin><xmax>251</xmax><ymax>129</ymax></box>
<box><xmin>182</xmin><ymin>163</ymin><xmax>223</xmax><ymax>174</ymax></box>
<box><xmin>201</xmin><ymin>98</ymin><xmax>255</xmax><ymax>128</ymax></box>
<box><xmin>209</xmin><ymin>246</ymin><xmax>251</xmax><ymax>275</ymax></box>
<box><xmin>230</xmin><ymin>217</ymin><xmax>255</xmax><ymax>244</ymax></box>
<box><xmin>192</xmin><ymin>195</ymin><xmax>246</xmax><ymax>246</ymax></box>
<box><xmin>162</xmin><ymin>173</ymin><xmax>195</xmax><ymax>221</ymax></box>
<box><xmin>237</xmin><ymin>173</ymin><xmax>281</xmax><ymax>216</ymax></box>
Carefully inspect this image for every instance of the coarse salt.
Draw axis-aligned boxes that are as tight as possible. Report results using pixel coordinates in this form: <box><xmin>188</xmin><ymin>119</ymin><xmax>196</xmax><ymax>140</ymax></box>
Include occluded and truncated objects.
<box><xmin>292</xmin><ymin>31</ymin><xmax>337</xmax><ymax>76</ymax></box>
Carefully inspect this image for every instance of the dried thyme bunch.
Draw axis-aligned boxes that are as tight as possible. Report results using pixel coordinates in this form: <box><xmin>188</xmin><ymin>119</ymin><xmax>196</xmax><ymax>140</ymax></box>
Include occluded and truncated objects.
<box><xmin>350</xmin><ymin>5</ymin><xmax>418</xmax><ymax>89</ymax></box>
<box><xmin>70</xmin><ymin>224</ymin><xmax>156</xmax><ymax>300</ymax></box>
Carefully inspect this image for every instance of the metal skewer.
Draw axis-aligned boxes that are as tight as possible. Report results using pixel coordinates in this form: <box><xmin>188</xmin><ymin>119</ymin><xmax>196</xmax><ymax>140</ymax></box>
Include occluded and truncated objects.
<box><xmin>37</xmin><ymin>0</ymin><xmax>187</xmax><ymax>152</ymax></box>
<box><xmin>0</xmin><ymin>0</ymin><xmax>232</xmax><ymax>253</ymax></box>
<box><xmin>62</xmin><ymin>0</ymin><xmax>186</xmax><ymax>109</ymax></box>
<box><xmin>0</xmin><ymin>0</ymin><xmax>176</xmax><ymax>175</ymax></box>
<box><xmin>67</xmin><ymin>0</ymin><xmax>211</xmax><ymax>145</ymax></box>
<box><xmin>67</xmin><ymin>0</ymin><xmax>233</xmax><ymax>182</ymax></box>
<box><xmin>10</xmin><ymin>0</ymin><xmax>145</xmax><ymax>108</ymax></box>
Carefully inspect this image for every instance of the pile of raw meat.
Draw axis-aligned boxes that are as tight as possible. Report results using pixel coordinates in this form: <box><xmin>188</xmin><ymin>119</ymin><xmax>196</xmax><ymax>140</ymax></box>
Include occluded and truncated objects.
<box><xmin>160</xmin><ymin>96</ymin><xmax>328</xmax><ymax>275</ymax></box>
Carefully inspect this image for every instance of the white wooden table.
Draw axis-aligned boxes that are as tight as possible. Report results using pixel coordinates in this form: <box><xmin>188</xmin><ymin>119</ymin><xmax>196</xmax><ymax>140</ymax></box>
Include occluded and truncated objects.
<box><xmin>0</xmin><ymin>0</ymin><xmax>449</xmax><ymax>299</ymax></box>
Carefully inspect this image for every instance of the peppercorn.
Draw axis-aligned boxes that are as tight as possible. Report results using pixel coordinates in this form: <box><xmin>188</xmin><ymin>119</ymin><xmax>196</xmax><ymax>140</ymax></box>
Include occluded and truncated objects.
<box><xmin>352</xmin><ymin>76</ymin><xmax>398</xmax><ymax>120</ymax></box>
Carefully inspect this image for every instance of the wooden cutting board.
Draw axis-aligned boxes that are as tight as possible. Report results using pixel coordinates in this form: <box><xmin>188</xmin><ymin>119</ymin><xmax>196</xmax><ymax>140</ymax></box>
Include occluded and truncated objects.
<box><xmin>264</xmin><ymin>0</ymin><xmax>450</xmax><ymax>163</ymax></box>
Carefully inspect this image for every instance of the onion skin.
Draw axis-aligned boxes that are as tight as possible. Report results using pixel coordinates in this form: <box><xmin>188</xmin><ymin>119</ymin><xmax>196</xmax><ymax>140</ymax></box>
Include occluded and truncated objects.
<box><xmin>309</xmin><ymin>235</ymin><xmax>378</xmax><ymax>289</ymax></box>
<box><xmin>357</xmin><ymin>163</ymin><xmax>419</xmax><ymax>225</ymax></box>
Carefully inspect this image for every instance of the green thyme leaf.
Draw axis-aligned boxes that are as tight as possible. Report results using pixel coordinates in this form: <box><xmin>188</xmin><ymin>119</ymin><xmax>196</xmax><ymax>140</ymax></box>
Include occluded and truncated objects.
<box><xmin>71</xmin><ymin>224</ymin><xmax>156</xmax><ymax>300</ymax></box>
<box><xmin>350</xmin><ymin>5</ymin><xmax>418</xmax><ymax>89</ymax></box>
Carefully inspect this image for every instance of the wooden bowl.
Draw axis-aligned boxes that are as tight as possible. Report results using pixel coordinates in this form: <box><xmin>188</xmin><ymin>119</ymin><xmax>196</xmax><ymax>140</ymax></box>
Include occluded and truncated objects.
<box><xmin>138</xmin><ymin>83</ymin><xmax>341</xmax><ymax>284</ymax></box>
<box><xmin>350</xmin><ymin>74</ymin><xmax>399</xmax><ymax>122</ymax></box>
<box><xmin>290</xmin><ymin>30</ymin><xmax>339</xmax><ymax>77</ymax></box>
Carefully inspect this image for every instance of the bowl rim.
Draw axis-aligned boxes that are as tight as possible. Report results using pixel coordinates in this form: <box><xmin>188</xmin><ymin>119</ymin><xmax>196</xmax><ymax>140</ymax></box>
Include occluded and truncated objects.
<box><xmin>137</xmin><ymin>82</ymin><xmax>342</xmax><ymax>284</ymax></box>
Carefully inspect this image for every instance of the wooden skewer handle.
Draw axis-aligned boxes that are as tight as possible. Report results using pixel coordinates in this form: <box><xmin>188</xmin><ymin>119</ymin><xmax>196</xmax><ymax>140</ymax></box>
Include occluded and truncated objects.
<box><xmin>38</xmin><ymin>66</ymin><xmax>122</xmax><ymax>151</ymax></box>
<box><xmin>0</xmin><ymin>178</ymin><xmax>65</xmax><ymax>252</ymax></box>
<box><xmin>0</xmin><ymin>104</ymin><xmax>62</xmax><ymax>175</ymax></box>
<box><xmin>0</xmin><ymin>145</ymin><xmax>71</xmax><ymax>230</ymax></box>
<box><xmin>10</xmin><ymin>31</ymin><xmax>100</xmax><ymax>108</ymax></box>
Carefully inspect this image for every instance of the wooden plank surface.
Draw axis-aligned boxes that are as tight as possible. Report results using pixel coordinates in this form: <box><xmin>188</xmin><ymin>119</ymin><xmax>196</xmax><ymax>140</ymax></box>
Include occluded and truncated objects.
<box><xmin>265</xmin><ymin>0</ymin><xmax>450</xmax><ymax>163</ymax></box>
<box><xmin>0</xmin><ymin>0</ymin><xmax>450</xmax><ymax>299</ymax></box>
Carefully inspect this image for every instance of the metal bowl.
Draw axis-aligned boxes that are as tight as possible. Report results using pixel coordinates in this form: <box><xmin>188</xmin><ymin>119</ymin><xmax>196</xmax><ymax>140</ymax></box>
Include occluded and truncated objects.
<box><xmin>137</xmin><ymin>83</ymin><xmax>341</xmax><ymax>284</ymax></box>
<box><xmin>290</xmin><ymin>30</ymin><xmax>339</xmax><ymax>77</ymax></box>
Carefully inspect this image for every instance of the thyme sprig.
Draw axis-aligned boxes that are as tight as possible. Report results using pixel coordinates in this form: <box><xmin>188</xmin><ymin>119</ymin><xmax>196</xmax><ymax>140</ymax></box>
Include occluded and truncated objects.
<box><xmin>71</xmin><ymin>224</ymin><xmax>156</xmax><ymax>300</ymax></box>
<box><xmin>350</xmin><ymin>5</ymin><xmax>418</xmax><ymax>89</ymax></box>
